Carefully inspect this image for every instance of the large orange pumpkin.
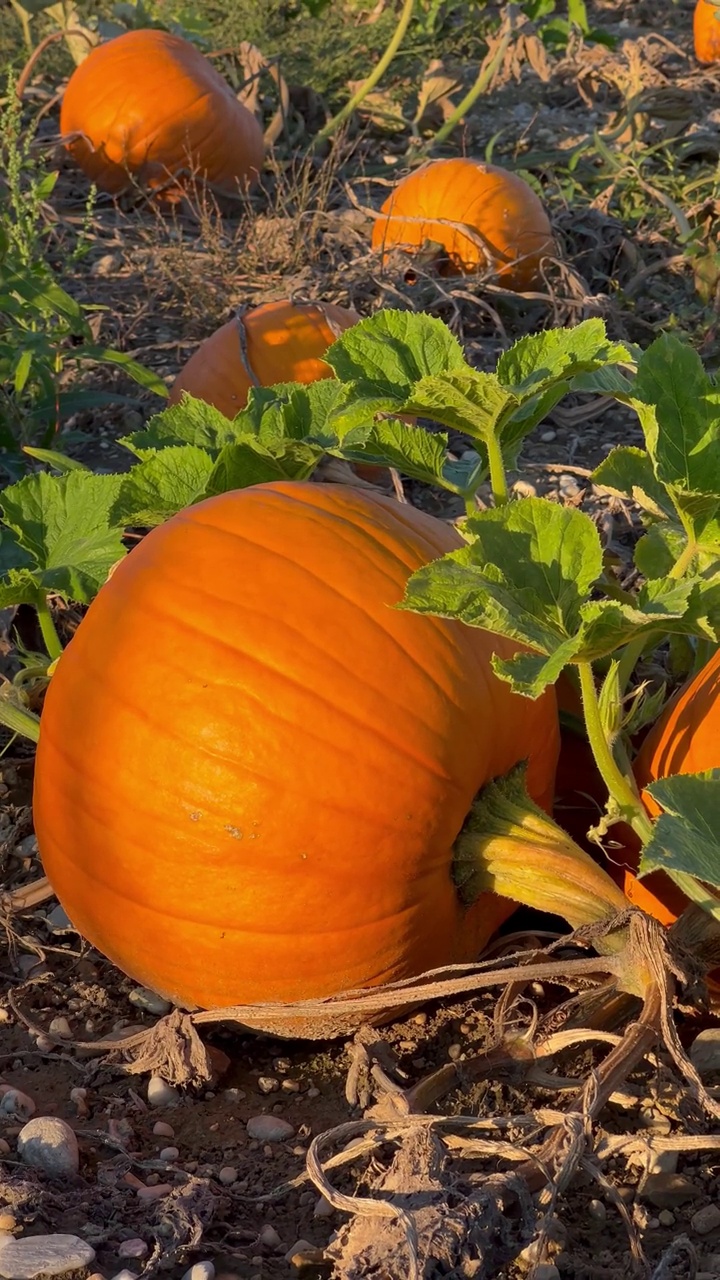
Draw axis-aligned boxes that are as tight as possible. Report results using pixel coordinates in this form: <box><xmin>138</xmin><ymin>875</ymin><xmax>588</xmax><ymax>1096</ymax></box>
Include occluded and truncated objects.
<box><xmin>371</xmin><ymin>159</ymin><xmax>555</xmax><ymax>292</ymax></box>
<box><xmin>60</xmin><ymin>30</ymin><xmax>265</xmax><ymax>196</ymax></box>
<box><xmin>619</xmin><ymin>648</ymin><xmax>720</xmax><ymax>920</ymax></box>
<box><xmin>168</xmin><ymin>301</ymin><xmax>360</xmax><ymax>420</ymax></box>
<box><xmin>33</xmin><ymin>483</ymin><xmax>559</xmax><ymax>1010</ymax></box>
<box><xmin>694</xmin><ymin>0</ymin><xmax>720</xmax><ymax>63</ymax></box>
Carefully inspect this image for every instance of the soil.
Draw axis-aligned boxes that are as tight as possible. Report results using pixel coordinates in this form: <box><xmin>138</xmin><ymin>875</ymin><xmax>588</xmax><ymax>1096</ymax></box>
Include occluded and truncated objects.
<box><xmin>3</xmin><ymin>1</ymin><xmax>720</xmax><ymax>1277</ymax></box>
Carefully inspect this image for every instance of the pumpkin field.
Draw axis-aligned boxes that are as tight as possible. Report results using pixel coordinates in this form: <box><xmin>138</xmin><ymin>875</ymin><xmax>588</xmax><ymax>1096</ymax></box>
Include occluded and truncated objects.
<box><xmin>2</xmin><ymin>0</ymin><xmax>720</xmax><ymax>1277</ymax></box>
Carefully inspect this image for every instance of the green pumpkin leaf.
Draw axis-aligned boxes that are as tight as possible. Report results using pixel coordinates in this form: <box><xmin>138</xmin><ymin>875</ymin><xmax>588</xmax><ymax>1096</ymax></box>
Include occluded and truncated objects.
<box><xmin>205</xmin><ymin>439</ymin><xmax>322</xmax><ymax>496</ymax></box>
<box><xmin>638</xmin><ymin>771</ymin><xmax>720</xmax><ymax>916</ymax></box>
<box><xmin>0</xmin><ymin>471</ymin><xmax>126</xmax><ymax>604</ymax></box>
<box><xmin>325</xmin><ymin>310</ymin><xmax>467</xmax><ymax>396</ymax></box>
<box><xmin>333</xmin><ymin>415</ymin><xmax>454</xmax><ymax>488</ymax></box>
<box><xmin>592</xmin><ymin>446</ymin><xmax>673</xmax><ymax>520</ymax></box>
<box><xmin>112</xmin><ymin>445</ymin><xmax>216</xmax><ymax>526</ymax></box>
<box><xmin>496</xmin><ymin>318</ymin><xmax>631</xmax><ymax>395</ymax></box>
<box><xmin>122</xmin><ymin>395</ymin><xmax>240</xmax><ymax>456</ymax></box>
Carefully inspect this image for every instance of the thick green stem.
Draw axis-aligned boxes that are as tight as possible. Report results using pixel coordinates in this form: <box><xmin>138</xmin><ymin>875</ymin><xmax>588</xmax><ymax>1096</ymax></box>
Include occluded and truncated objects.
<box><xmin>485</xmin><ymin>434</ymin><xmax>509</xmax><ymax>507</ymax></box>
<box><xmin>577</xmin><ymin>660</ymin><xmax>653</xmax><ymax>844</ymax></box>
<box><xmin>423</xmin><ymin>9</ymin><xmax>516</xmax><ymax>151</ymax></box>
<box><xmin>0</xmin><ymin>699</ymin><xmax>40</xmax><ymax>744</ymax></box>
<box><xmin>454</xmin><ymin>764</ymin><xmax>633</xmax><ymax>957</ymax></box>
<box><xmin>668</xmin><ymin>536</ymin><xmax>698</xmax><ymax>580</ymax></box>
<box><xmin>313</xmin><ymin>0</ymin><xmax>415</xmax><ymax>146</ymax></box>
<box><xmin>36</xmin><ymin>596</ymin><xmax>63</xmax><ymax>663</ymax></box>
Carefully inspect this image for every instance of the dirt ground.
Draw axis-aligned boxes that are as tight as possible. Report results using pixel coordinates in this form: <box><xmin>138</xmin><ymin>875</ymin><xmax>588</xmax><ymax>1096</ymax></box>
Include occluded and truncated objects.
<box><xmin>3</xmin><ymin>0</ymin><xmax>720</xmax><ymax>1277</ymax></box>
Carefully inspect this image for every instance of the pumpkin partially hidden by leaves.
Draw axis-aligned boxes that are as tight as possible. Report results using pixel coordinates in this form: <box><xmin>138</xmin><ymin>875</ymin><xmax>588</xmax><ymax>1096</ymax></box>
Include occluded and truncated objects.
<box><xmin>621</xmin><ymin>649</ymin><xmax>720</xmax><ymax>922</ymax></box>
<box><xmin>371</xmin><ymin>158</ymin><xmax>555</xmax><ymax>291</ymax></box>
<box><xmin>60</xmin><ymin>30</ymin><xmax>265</xmax><ymax>196</ymax></box>
<box><xmin>168</xmin><ymin>300</ymin><xmax>360</xmax><ymax>420</ymax></box>
<box><xmin>33</xmin><ymin>482</ymin><xmax>558</xmax><ymax>1010</ymax></box>
<box><xmin>694</xmin><ymin>0</ymin><xmax>720</xmax><ymax>63</ymax></box>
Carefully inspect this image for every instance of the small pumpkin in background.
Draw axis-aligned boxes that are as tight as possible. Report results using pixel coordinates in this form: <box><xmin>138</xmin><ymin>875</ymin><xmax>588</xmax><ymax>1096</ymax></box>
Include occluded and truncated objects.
<box><xmin>620</xmin><ymin>646</ymin><xmax>720</xmax><ymax>921</ymax></box>
<box><xmin>694</xmin><ymin>0</ymin><xmax>720</xmax><ymax>63</ymax></box>
<box><xmin>371</xmin><ymin>158</ymin><xmax>555</xmax><ymax>292</ymax></box>
<box><xmin>168</xmin><ymin>300</ymin><xmax>360</xmax><ymax>420</ymax></box>
<box><xmin>60</xmin><ymin>29</ymin><xmax>265</xmax><ymax>196</ymax></box>
<box><xmin>33</xmin><ymin>481</ymin><xmax>560</xmax><ymax>1013</ymax></box>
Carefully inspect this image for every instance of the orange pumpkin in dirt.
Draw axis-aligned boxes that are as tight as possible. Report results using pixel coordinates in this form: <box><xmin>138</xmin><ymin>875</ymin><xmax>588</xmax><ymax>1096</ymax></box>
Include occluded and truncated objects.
<box><xmin>168</xmin><ymin>300</ymin><xmax>360</xmax><ymax>420</ymax></box>
<box><xmin>619</xmin><ymin>649</ymin><xmax>720</xmax><ymax>922</ymax></box>
<box><xmin>33</xmin><ymin>482</ymin><xmax>559</xmax><ymax>1010</ymax></box>
<box><xmin>60</xmin><ymin>29</ymin><xmax>265</xmax><ymax>196</ymax></box>
<box><xmin>694</xmin><ymin>0</ymin><xmax>720</xmax><ymax>63</ymax></box>
<box><xmin>371</xmin><ymin>158</ymin><xmax>555</xmax><ymax>291</ymax></box>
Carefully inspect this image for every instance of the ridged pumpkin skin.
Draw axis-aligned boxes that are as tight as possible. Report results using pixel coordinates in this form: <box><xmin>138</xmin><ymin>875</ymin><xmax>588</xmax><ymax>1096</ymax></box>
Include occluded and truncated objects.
<box><xmin>60</xmin><ymin>30</ymin><xmax>265</xmax><ymax>196</ymax></box>
<box><xmin>694</xmin><ymin>0</ymin><xmax>720</xmax><ymax>63</ymax></box>
<box><xmin>371</xmin><ymin>159</ymin><xmax>555</xmax><ymax>291</ymax></box>
<box><xmin>33</xmin><ymin>483</ymin><xmax>559</xmax><ymax>1010</ymax></box>
<box><xmin>169</xmin><ymin>301</ymin><xmax>360</xmax><ymax>420</ymax></box>
<box><xmin>619</xmin><ymin>649</ymin><xmax>720</xmax><ymax>920</ymax></box>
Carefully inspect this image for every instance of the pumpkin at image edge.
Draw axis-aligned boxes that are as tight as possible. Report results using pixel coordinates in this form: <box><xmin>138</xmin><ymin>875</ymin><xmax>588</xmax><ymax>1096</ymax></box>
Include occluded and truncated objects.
<box><xmin>33</xmin><ymin>482</ymin><xmax>559</xmax><ymax>1011</ymax></box>
<box><xmin>60</xmin><ymin>29</ymin><xmax>265</xmax><ymax>196</ymax></box>
<box><xmin>371</xmin><ymin>158</ymin><xmax>555</xmax><ymax>292</ymax></box>
<box><xmin>168</xmin><ymin>300</ymin><xmax>360</xmax><ymax>420</ymax></box>
<box><xmin>694</xmin><ymin>0</ymin><xmax>720</xmax><ymax>63</ymax></box>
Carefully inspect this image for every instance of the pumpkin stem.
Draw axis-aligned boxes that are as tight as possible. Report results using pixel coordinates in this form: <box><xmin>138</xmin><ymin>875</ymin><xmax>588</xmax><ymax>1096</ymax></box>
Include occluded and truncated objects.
<box><xmin>312</xmin><ymin>0</ymin><xmax>416</xmax><ymax>146</ymax></box>
<box><xmin>453</xmin><ymin>763</ymin><xmax>629</xmax><ymax>932</ymax></box>
<box><xmin>36</xmin><ymin>595</ymin><xmax>63</xmax><ymax>664</ymax></box>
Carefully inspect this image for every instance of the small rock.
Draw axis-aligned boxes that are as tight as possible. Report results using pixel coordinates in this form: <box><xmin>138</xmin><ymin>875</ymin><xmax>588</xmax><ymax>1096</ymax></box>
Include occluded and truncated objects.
<box><xmin>69</xmin><ymin>1089</ymin><xmax>89</xmax><ymax>1119</ymax></box>
<box><xmin>691</xmin><ymin>1204</ymin><xmax>720</xmax><ymax>1235</ymax></box>
<box><xmin>0</xmin><ymin>1091</ymin><xmax>35</xmax><ymax>1120</ymax></box>
<box><xmin>246</xmin><ymin>1116</ymin><xmax>294</xmax><ymax>1143</ymax></box>
<box><xmin>281</xmin><ymin>1080</ymin><xmax>301</xmax><ymax>1094</ymax></box>
<box><xmin>645</xmin><ymin>1150</ymin><xmax>678</xmax><ymax>1177</ymax></box>
<box><xmin>17</xmin><ymin>1118</ymin><xmax>79</xmax><ymax>1179</ymax></box>
<box><xmin>182</xmin><ymin>1264</ymin><xmax>215</xmax><ymax>1280</ymax></box>
<box><xmin>136</xmin><ymin>1184</ymin><xmax>172</xmax><ymax>1204</ymax></box>
<box><xmin>314</xmin><ymin>1196</ymin><xmax>334</xmax><ymax>1219</ymax></box>
<box><xmin>587</xmin><ymin>1199</ymin><xmax>606</xmax><ymax>1223</ymax></box>
<box><xmin>540</xmin><ymin>429</ymin><xmax>557</xmax><ymax>443</ymax></box>
<box><xmin>47</xmin><ymin>1017</ymin><xmax>72</xmax><ymax>1040</ymax></box>
<box><xmin>129</xmin><ymin>988</ymin><xmax>172</xmax><ymax>1017</ymax></box>
<box><xmin>285</xmin><ymin>1240</ymin><xmax>315</xmax><ymax>1264</ymax></box>
<box><xmin>639</xmin><ymin>1172</ymin><xmax>696</xmax><ymax>1209</ymax></box>
<box><xmin>306</xmin><ymin>1088</ymin><xmax>320</xmax><ymax>1099</ymax></box>
<box><xmin>46</xmin><ymin>906</ymin><xmax>72</xmax><ymax>933</ymax></box>
<box><xmin>0</xmin><ymin>1141</ymin><xmax>10</xmax><ymax>1155</ymax></box>
<box><xmin>558</xmin><ymin>473</ymin><xmax>582</xmax><ymax>499</ymax></box>
<box><xmin>111</xmin><ymin>1271</ymin><xmax>138</xmax><ymax>1280</ymax></box>
<box><xmin>447</xmin><ymin>1044</ymin><xmax>462</xmax><ymax>1062</ymax></box>
<box><xmin>259</xmin><ymin>1226</ymin><xmax>282</xmax><ymax>1250</ymax></box>
<box><xmin>159</xmin><ymin>1147</ymin><xmax>179</xmax><ymax>1163</ymax></box>
<box><xmin>147</xmin><ymin>1077</ymin><xmax>180</xmax><ymax>1108</ymax></box>
<box><xmin>0</xmin><ymin>1234</ymin><xmax>95</xmax><ymax>1279</ymax></box>
<box><xmin>217</xmin><ymin>1167</ymin><xmax>237</xmax><ymax>1186</ymax></box>
<box><xmin>658</xmin><ymin>1210</ymin><xmax>675</xmax><ymax>1227</ymax></box>
<box><xmin>257</xmin><ymin>1077</ymin><xmax>279</xmax><ymax>1095</ymax></box>
<box><xmin>691</xmin><ymin>1029</ymin><xmax>720</xmax><ymax>1077</ymax></box>
<box><xmin>153</xmin><ymin>1122</ymin><xmax>175</xmax><ymax>1139</ymax></box>
<box><xmin>117</xmin><ymin>1239</ymin><xmax>148</xmax><ymax>1259</ymax></box>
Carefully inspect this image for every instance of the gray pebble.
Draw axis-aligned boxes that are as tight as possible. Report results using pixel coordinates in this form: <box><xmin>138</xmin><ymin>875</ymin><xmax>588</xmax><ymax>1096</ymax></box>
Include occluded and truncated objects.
<box><xmin>111</xmin><ymin>1271</ymin><xmax>138</xmax><ymax>1280</ymax></box>
<box><xmin>129</xmin><ymin>988</ymin><xmax>172</xmax><ymax>1016</ymax></box>
<box><xmin>159</xmin><ymin>1147</ymin><xmax>179</xmax><ymax>1162</ymax></box>
<box><xmin>117</xmin><ymin>1239</ymin><xmax>147</xmax><ymax>1259</ymax></box>
<box><xmin>152</xmin><ymin>1122</ymin><xmax>174</xmax><ymax>1139</ymax></box>
<box><xmin>691</xmin><ymin>1204</ymin><xmax>720</xmax><ymax>1235</ymax></box>
<box><xmin>259</xmin><ymin>1225</ymin><xmax>282</xmax><ymax>1249</ymax></box>
<box><xmin>540</xmin><ymin>429</ymin><xmax>557</xmax><ymax>442</ymax></box>
<box><xmin>587</xmin><ymin>1199</ymin><xmax>606</xmax><ymax>1223</ymax></box>
<box><xmin>47</xmin><ymin>1018</ymin><xmax>72</xmax><ymax>1040</ymax></box>
<box><xmin>0</xmin><ymin>1090</ymin><xmax>35</xmax><ymax>1120</ymax></box>
<box><xmin>285</xmin><ymin>1240</ymin><xmax>315</xmax><ymax>1264</ymax></box>
<box><xmin>45</xmin><ymin>906</ymin><xmax>72</xmax><ymax>933</ymax></box>
<box><xmin>658</xmin><ymin>1210</ymin><xmax>676</xmax><ymax>1227</ymax></box>
<box><xmin>246</xmin><ymin>1116</ymin><xmax>294</xmax><ymax>1143</ymax></box>
<box><xmin>217</xmin><ymin>1167</ymin><xmax>237</xmax><ymax>1186</ymax></box>
<box><xmin>0</xmin><ymin>1234</ymin><xmax>95</xmax><ymax>1279</ymax></box>
<box><xmin>17</xmin><ymin>1118</ymin><xmax>79</xmax><ymax>1179</ymax></box>
<box><xmin>147</xmin><ymin>1076</ymin><xmax>180</xmax><ymax>1108</ymax></box>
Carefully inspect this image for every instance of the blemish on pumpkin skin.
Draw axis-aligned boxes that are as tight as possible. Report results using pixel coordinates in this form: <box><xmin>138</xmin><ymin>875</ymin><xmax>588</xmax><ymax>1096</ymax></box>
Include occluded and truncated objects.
<box><xmin>190</xmin><ymin>812</ymin><xmax>203</xmax><ymax>822</ymax></box>
<box><xmin>225</xmin><ymin>825</ymin><xmax>243</xmax><ymax>840</ymax></box>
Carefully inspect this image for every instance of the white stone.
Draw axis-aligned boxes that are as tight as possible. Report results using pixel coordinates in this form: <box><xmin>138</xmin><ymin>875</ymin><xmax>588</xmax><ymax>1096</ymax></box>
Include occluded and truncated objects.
<box><xmin>0</xmin><ymin>1235</ymin><xmax>95</xmax><ymax>1279</ymax></box>
<box><xmin>117</xmin><ymin>1239</ymin><xmax>147</xmax><ymax>1259</ymax></box>
<box><xmin>147</xmin><ymin>1076</ymin><xmax>180</xmax><ymax>1108</ymax></box>
<box><xmin>159</xmin><ymin>1146</ymin><xmax>179</xmax><ymax>1162</ymax></box>
<box><xmin>246</xmin><ymin>1115</ymin><xmax>294</xmax><ymax>1143</ymax></box>
<box><xmin>129</xmin><ymin>988</ymin><xmax>172</xmax><ymax>1016</ymax></box>
<box><xmin>259</xmin><ymin>1226</ymin><xmax>281</xmax><ymax>1249</ymax></box>
<box><xmin>284</xmin><ymin>1241</ymin><xmax>315</xmax><ymax>1264</ymax></box>
<box><xmin>152</xmin><ymin>1122</ymin><xmax>174</xmax><ymax>1139</ymax></box>
<box><xmin>181</xmin><ymin>1264</ymin><xmax>214</xmax><ymax>1280</ymax></box>
<box><xmin>17</xmin><ymin>1118</ymin><xmax>79</xmax><ymax>1178</ymax></box>
<box><xmin>691</xmin><ymin>1028</ymin><xmax>720</xmax><ymax>1077</ymax></box>
<box><xmin>217</xmin><ymin>1167</ymin><xmax>237</xmax><ymax>1186</ymax></box>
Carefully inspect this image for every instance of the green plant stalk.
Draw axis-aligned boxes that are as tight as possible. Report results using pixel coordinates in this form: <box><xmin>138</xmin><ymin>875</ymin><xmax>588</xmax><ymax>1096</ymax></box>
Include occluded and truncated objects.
<box><xmin>36</xmin><ymin>596</ymin><xmax>63</xmax><ymax>663</ymax></box>
<box><xmin>9</xmin><ymin>0</ymin><xmax>33</xmax><ymax>55</ymax></box>
<box><xmin>424</xmin><ymin>10</ymin><xmax>515</xmax><ymax>151</ymax></box>
<box><xmin>312</xmin><ymin>0</ymin><xmax>415</xmax><ymax>145</ymax></box>
<box><xmin>485</xmin><ymin>434</ymin><xmax>509</xmax><ymax>506</ymax></box>
<box><xmin>577</xmin><ymin>659</ymin><xmax>654</xmax><ymax>844</ymax></box>
<box><xmin>0</xmin><ymin>699</ymin><xmax>40</xmax><ymax>744</ymax></box>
